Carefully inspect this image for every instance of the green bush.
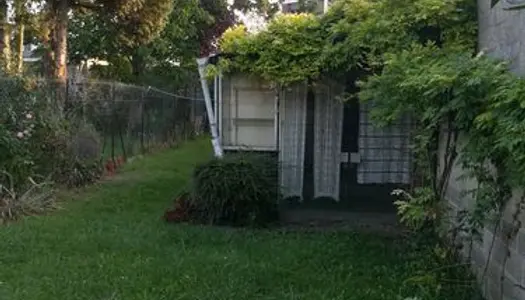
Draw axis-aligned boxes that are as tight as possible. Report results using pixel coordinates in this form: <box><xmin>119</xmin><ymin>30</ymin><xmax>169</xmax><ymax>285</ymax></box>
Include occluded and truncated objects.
<box><xmin>51</xmin><ymin>121</ymin><xmax>104</xmax><ymax>188</ymax></box>
<box><xmin>0</xmin><ymin>78</ymin><xmax>59</xmax><ymax>189</ymax></box>
<box><xmin>0</xmin><ymin>78</ymin><xmax>104</xmax><ymax>192</ymax></box>
<box><xmin>190</xmin><ymin>153</ymin><xmax>280</xmax><ymax>227</ymax></box>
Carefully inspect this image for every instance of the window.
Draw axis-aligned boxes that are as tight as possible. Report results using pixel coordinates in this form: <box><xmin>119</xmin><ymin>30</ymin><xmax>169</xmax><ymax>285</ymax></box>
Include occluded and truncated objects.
<box><xmin>220</xmin><ymin>76</ymin><xmax>277</xmax><ymax>151</ymax></box>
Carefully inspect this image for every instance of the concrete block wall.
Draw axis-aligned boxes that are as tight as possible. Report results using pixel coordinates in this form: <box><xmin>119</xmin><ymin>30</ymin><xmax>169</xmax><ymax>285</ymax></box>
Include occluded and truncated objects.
<box><xmin>445</xmin><ymin>2</ymin><xmax>525</xmax><ymax>295</ymax></box>
<box><xmin>439</xmin><ymin>2</ymin><xmax>525</xmax><ymax>299</ymax></box>
<box><xmin>478</xmin><ymin>0</ymin><xmax>525</xmax><ymax>74</ymax></box>
<box><xmin>447</xmin><ymin>188</ymin><xmax>525</xmax><ymax>300</ymax></box>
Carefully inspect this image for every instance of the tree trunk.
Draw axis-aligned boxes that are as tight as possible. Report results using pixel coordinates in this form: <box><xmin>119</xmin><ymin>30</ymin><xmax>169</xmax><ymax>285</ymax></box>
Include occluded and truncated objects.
<box><xmin>47</xmin><ymin>0</ymin><xmax>69</xmax><ymax>107</ymax></box>
<box><xmin>14</xmin><ymin>0</ymin><xmax>26</xmax><ymax>74</ymax></box>
<box><xmin>16</xmin><ymin>23</ymin><xmax>24</xmax><ymax>74</ymax></box>
<box><xmin>0</xmin><ymin>0</ymin><xmax>12</xmax><ymax>74</ymax></box>
<box><xmin>130</xmin><ymin>50</ymin><xmax>145</xmax><ymax>83</ymax></box>
<box><xmin>51</xmin><ymin>0</ymin><xmax>69</xmax><ymax>85</ymax></box>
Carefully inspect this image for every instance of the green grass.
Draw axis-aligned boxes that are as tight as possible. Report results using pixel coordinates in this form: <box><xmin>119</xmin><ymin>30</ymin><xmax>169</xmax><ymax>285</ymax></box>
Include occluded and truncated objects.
<box><xmin>0</xmin><ymin>139</ymin><xmax>468</xmax><ymax>300</ymax></box>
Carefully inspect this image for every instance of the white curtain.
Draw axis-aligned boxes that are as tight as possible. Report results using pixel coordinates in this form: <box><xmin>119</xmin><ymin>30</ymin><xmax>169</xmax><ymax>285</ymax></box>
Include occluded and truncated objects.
<box><xmin>358</xmin><ymin>102</ymin><xmax>412</xmax><ymax>184</ymax></box>
<box><xmin>313</xmin><ymin>83</ymin><xmax>344</xmax><ymax>200</ymax></box>
<box><xmin>279</xmin><ymin>83</ymin><xmax>307</xmax><ymax>199</ymax></box>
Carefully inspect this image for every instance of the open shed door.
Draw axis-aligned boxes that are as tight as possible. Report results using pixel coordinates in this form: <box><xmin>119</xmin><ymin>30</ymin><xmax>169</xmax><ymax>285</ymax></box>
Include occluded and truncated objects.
<box><xmin>340</xmin><ymin>101</ymin><xmax>412</xmax><ymax>212</ymax></box>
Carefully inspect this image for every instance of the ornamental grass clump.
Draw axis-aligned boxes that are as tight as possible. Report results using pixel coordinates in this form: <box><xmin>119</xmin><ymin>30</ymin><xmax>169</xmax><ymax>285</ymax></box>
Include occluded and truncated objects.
<box><xmin>166</xmin><ymin>153</ymin><xmax>280</xmax><ymax>227</ymax></box>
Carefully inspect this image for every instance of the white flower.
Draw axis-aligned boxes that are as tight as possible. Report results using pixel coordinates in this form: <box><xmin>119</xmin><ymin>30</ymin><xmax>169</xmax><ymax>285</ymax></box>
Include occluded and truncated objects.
<box><xmin>23</xmin><ymin>130</ymin><xmax>29</xmax><ymax>135</ymax></box>
<box><xmin>16</xmin><ymin>132</ymin><xmax>24</xmax><ymax>138</ymax></box>
<box><xmin>30</xmin><ymin>124</ymin><xmax>35</xmax><ymax>129</ymax></box>
<box><xmin>391</xmin><ymin>189</ymin><xmax>405</xmax><ymax>196</ymax></box>
<box><xmin>26</xmin><ymin>113</ymin><xmax>33</xmax><ymax>120</ymax></box>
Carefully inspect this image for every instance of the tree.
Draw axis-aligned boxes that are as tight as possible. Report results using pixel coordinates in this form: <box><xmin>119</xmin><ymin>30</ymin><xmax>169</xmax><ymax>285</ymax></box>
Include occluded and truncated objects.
<box><xmin>67</xmin><ymin>0</ymin><xmax>288</xmax><ymax>87</ymax></box>
<box><xmin>67</xmin><ymin>0</ymin><xmax>237</xmax><ymax>84</ymax></box>
<box><xmin>68</xmin><ymin>0</ymin><xmax>204</xmax><ymax>83</ymax></box>
<box><xmin>13</xmin><ymin>0</ymin><xmax>29</xmax><ymax>74</ymax></box>
<box><xmin>40</xmin><ymin>0</ymin><xmax>173</xmax><ymax>87</ymax></box>
<box><xmin>0</xmin><ymin>0</ymin><xmax>11</xmax><ymax>74</ymax></box>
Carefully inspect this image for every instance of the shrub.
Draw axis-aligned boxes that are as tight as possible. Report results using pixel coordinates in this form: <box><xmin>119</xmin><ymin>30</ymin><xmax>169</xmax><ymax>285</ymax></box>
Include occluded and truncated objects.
<box><xmin>0</xmin><ymin>174</ymin><xmax>56</xmax><ymax>223</ymax></box>
<box><xmin>55</xmin><ymin>157</ymin><xmax>104</xmax><ymax>188</ymax></box>
<box><xmin>164</xmin><ymin>192</ymin><xmax>197</xmax><ymax>223</ymax></box>
<box><xmin>0</xmin><ymin>78</ymin><xmax>60</xmax><ymax>189</ymax></box>
<box><xmin>51</xmin><ymin>121</ymin><xmax>104</xmax><ymax>187</ymax></box>
<box><xmin>0</xmin><ymin>77</ymin><xmax>107</xmax><ymax>190</ymax></box>
<box><xmin>190</xmin><ymin>153</ymin><xmax>280</xmax><ymax>227</ymax></box>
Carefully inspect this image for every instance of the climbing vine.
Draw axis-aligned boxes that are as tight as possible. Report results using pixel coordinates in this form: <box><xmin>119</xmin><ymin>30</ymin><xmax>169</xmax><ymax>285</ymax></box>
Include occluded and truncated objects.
<box><xmin>211</xmin><ymin>0</ymin><xmax>525</xmax><ymax>297</ymax></box>
<box><xmin>214</xmin><ymin>13</ymin><xmax>324</xmax><ymax>85</ymax></box>
<box><xmin>212</xmin><ymin>0</ymin><xmax>476</xmax><ymax>83</ymax></box>
<box><xmin>360</xmin><ymin>37</ymin><xmax>525</xmax><ymax>300</ymax></box>
<box><xmin>213</xmin><ymin>1</ymin><xmax>525</xmax><ymax>296</ymax></box>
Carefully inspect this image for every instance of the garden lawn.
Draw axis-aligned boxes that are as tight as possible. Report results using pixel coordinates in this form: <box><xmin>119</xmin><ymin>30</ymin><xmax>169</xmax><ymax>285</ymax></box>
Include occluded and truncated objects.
<box><xmin>1</xmin><ymin>139</ymin><xmax>433</xmax><ymax>300</ymax></box>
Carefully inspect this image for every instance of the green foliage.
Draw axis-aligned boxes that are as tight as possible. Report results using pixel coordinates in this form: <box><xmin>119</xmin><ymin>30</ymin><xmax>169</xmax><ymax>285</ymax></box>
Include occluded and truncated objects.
<box><xmin>51</xmin><ymin>122</ymin><xmax>104</xmax><ymax>188</ymax></box>
<box><xmin>89</xmin><ymin>0</ymin><xmax>173</xmax><ymax>51</ymax></box>
<box><xmin>231</xmin><ymin>0</ymin><xmax>281</xmax><ymax>18</ymax></box>
<box><xmin>190</xmin><ymin>153</ymin><xmax>280</xmax><ymax>227</ymax></box>
<box><xmin>219</xmin><ymin>14</ymin><xmax>324</xmax><ymax>85</ymax></box>
<box><xmin>358</xmin><ymin>43</ymin><xmax>521</xmax><ymax>214</ymax></box>
<box><xmin>214</xmin><ymin>0</ymin><xmax>476</xmax><ymax>83</ymax></box>
<box><xmin>0</xmin><ymin>78</ymin><xmax>59</xmax><ymax>189</ymax></box>
<box><xmin>393</xmin><ymin>187</ymin><xmax>443</xmax><ymax>233</ymax></box>
<box><xmin>321</xmin><ymin>0</ymin><xmax>476</xmax><ymax>72</ymax></box>
<box><xmin>68</xmin><ymin>11</ymin><xmax>114</xmax><ymax>64</ymax></box>
<box><xmin>0</xmin><ymin>78</ymin><xmax>104</xmax><ymax>193</ymax></box>
<box><xmin>399</xmin><ymin>242</ymin><xmax>481</xmax><ymax>300</ymax></box>
<box><xmin>359</xmin><ymin>29</ymin><xmax>525</xmax><ymax>300</ymax></box>
<box><xmin>68</xmin><ymin>0</ymin><xmax>232</xmax><ymax>85</ymax></box>
<box><xmin>360</xmin><ymin>45</ymin><xmax>508</xmax><ymax>189</ymax></box>
<box><xmin>55</xmin><ymin>158</ymin><xmax>103</xmax><ymax>188</ymax></box>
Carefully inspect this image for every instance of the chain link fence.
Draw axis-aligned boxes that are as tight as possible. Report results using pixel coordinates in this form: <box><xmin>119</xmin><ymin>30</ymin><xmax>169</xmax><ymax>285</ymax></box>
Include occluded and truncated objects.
<box><xmin>66</xmin><ymin>80</ymin><xmax>207</xmax><ymax>161</ymax></box>
<box><xmin>0</xmin><ymin>76</ymin><xmax>207</xmax><ymax>164</ymax></box>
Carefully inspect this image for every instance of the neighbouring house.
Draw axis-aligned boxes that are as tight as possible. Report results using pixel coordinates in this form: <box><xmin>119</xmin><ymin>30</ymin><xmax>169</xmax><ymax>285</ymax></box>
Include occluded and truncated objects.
<box><xmin>281</xmin><ymin>0</ymin><xmax>332</xmax><ymax>14</ymax></box>
<box><xmin>211</xmin><ymin>70</ymin><xmax>412</xmax><ymax>211</ymax></box>
<box><xmin>23</xmin><ymin>43</ymin><xmax>109</xmax><ymax>77</ymax></box>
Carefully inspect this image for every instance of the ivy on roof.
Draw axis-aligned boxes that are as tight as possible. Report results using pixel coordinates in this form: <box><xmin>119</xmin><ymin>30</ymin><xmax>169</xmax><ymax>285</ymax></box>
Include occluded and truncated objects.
<box><xmin>210</xmin><ymin>0</ymin><xmax>476</xmax><ymax>86</ymax></box>
<box><xmin>211</xmin><ymin>13</ymin><xmax>324</xmax><ymax>86</ymax></box>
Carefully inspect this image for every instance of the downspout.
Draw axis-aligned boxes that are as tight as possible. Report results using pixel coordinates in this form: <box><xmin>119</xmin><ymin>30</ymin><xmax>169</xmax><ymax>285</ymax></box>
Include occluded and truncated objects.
<box><xmin>196</xmin><ymin>57</ymin><xmax>224</xmax><ymax>158</ymax></box>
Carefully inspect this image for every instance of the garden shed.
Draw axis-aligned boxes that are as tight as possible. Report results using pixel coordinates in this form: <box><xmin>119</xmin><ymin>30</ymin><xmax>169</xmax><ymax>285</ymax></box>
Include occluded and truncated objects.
<box><xmin>212</xmin><ymin>72</ymin><xmax>413</xmax><ymax>211</ymax></box>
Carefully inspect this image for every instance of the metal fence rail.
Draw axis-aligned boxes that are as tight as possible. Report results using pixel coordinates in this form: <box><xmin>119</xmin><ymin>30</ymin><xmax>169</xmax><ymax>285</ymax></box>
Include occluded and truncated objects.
<box><xmin>0</xmin><ymin>77</ymin><xmax>207</xmax><ymax>163</ymax></box>
<box><xmin>68</xmin><ymin>80</ymin><xmax>207</xmax><ymax>161</ymax></box>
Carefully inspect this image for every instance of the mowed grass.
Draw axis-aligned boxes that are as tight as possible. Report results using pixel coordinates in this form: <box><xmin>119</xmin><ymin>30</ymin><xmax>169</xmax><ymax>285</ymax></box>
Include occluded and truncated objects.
<box><xmin>1</xmin><ymin>139</ymin><xmax>436</xmax><ymax>300</ymax></box>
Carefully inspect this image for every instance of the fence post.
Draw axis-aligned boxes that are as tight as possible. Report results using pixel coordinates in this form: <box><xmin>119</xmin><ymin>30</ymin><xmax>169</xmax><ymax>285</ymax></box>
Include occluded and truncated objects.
<box><xmin>140</xmin><ymin>89</ymin><xmax>146</xmax><ymax>154</ymax></box>
<box><xmin>172</xmin><ymin>96</ymin><xmax>179</xmax><ymax>146</ymax></box>
<box><xmin>115</xmin><ymin>85</ymin><xmax>127</xmax><ymax>160</ymax></box>
<box><xmin>110</xmin><ymin>82</ymin><xmax>116</xmax><ymax>164</ymax></box>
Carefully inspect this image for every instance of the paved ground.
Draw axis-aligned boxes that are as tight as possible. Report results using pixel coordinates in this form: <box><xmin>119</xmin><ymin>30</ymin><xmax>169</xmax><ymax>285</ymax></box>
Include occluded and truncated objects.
<box><xmin>281</xmin><ymin>209</ymin><xmax>405</xmax><ymax>235</ymax></box>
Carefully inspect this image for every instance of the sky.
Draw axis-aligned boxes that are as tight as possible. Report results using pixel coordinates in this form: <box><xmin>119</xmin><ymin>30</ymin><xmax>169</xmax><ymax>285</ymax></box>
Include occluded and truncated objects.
<box><xmin>227</xmin><ymin>0</ymin><xmax>282</xmax><ymax>32</ymax></box>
